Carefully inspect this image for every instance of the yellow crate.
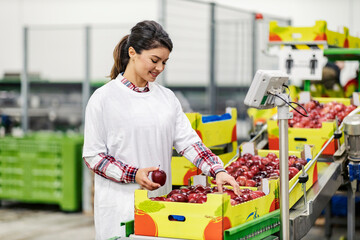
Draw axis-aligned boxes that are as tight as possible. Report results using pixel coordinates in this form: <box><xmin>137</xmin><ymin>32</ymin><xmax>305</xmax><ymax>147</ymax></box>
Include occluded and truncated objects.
<box><xmin>269</xmin><ymin>20</ymin><xmax>349</xmax><ymax>48</ymax></box>
<box><xmin>185</xmin><ymin>112</ymin><xmax>200</xmax><ymax>130</ymax></box>
<box><xmin>268</xmin><ymin>119</ymin><xmax>337</xmax><ymax>155</ymax></box>
<box><xmin>196</xmin><ymin>108</ymin><xmax>238</xmax><ymax>148</ymax></box>
<box><xmin>171</xmin><ymin>156</ymin><xmax>201</xmax><ymax>186</ymax></box>
<box><xmin>348</xmin><ymin>35</ymin><xmax>360</xmax><ymax>48</ymax></box>
<box><xmin>134</xmin><ymin>179</ymin><xmax>277</xmax><ymax>240</ymax></box>
<box><xmin>171</xmin><ymin>110</ymin><xmax>238</xmax><ymax>186</ymax></box>
<box><xmin>312</xmin><ymin>97</ymin><xmax>351</xmax><ymax>105</ymax></box>
<box><xmin>247</xmin><ymin>108</ymin><xmax>277</xmax><ymax>125</ymax></box>
<box><xmin>254</xmin><ymin>148</ymin><xmax>317</xmax><ymax>208</ymax></box>
<box><xmin>268</xmin><ymin>97</ymin><xmax>353</xmax><ymax>156</ymax></box>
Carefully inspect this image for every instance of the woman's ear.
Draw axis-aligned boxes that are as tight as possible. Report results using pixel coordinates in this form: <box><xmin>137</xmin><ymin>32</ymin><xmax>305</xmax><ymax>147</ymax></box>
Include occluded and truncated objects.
<box><xmin>128</xmin><ymin>46</ymin><xmax>136</xmax><ymax>59</ymax></box>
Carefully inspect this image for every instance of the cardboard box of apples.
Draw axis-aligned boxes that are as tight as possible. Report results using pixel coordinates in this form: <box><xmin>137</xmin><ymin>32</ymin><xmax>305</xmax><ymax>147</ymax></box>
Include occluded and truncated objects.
<box><xmin>210</xmin><ymin>142</ymin><xmax>317</xmax><ymax>209</ymax></box>
<box><xmin>134</xmin><ymin>177</ymin><xmax>277</xmax><ymax>240</ymax></box>
<box><xmin>267</xmin><ymin>97</ymin><xmax>358</xmax><ymax>155</ymax></box>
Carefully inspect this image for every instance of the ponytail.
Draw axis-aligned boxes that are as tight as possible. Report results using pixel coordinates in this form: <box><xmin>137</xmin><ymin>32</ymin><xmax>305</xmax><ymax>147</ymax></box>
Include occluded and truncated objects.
<box><xmin>109</xmin><ymin>34</ymin><xmax>130</xmax><ymax>80</ymax></box>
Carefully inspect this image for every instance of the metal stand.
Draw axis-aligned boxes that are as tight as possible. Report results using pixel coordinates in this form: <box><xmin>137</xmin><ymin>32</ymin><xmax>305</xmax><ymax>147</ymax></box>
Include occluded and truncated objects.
<box><xmin>347</xmin><ymin>181</ymin><xmax>356</xmax><ymax>240</ymax></box>
<box><xmin>275</xmin><ymin>93</ymin><xmax>292</xmax><ymax>240</ymax></box>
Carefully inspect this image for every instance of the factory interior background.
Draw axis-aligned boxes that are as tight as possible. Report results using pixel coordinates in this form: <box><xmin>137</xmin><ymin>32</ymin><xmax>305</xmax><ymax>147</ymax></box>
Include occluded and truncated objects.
<box><xmin>1</xmin><ymin>0</ymin><xmax>360</xmax><ymax>239</ymax></box>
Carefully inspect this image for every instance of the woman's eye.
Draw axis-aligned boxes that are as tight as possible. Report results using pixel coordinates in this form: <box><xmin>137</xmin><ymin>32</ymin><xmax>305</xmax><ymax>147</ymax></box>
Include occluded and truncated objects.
<box><xmin>151</xmin><ymin>59</ymin><xmax>157</xmax><ymax>63</ymax></box>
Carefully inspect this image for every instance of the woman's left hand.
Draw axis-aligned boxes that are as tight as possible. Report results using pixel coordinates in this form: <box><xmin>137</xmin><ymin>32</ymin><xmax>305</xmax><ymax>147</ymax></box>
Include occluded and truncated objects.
<box><xmin>215</xmin><ymin>171</ymin><xmax>241</xmax><ymax>196</ymax></box>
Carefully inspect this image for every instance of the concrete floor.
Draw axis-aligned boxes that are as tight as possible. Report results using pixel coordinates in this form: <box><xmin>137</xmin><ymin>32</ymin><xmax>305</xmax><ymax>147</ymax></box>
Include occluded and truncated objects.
<box><xmin>0</xmin><ymin>201</ymin><xmax>95</xmax><ymax>240</ymax></box>
<box><xmin>0</xmin><ymin>201</ymin><xmax>358</xmax><ymax>240</ymax></box>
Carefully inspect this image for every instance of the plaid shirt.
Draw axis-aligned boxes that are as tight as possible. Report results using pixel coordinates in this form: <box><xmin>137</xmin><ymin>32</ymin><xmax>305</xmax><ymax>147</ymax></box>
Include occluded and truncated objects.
<box><xmin>87</xmin><ymin>76</ymin><xmax>224</xmax><ymax>183</ymax></box>
<box><xmin>120</xmin><ymin>77</ymin><xmax>150</xmax><ymax>92</ymax></box>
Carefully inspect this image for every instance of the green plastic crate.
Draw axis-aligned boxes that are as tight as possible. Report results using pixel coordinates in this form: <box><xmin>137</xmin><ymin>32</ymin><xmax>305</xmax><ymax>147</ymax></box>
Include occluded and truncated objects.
<box><xmin>0</xmin><ymin>133</ymin><xmax>83</xmax><ymax>211</ymax></box>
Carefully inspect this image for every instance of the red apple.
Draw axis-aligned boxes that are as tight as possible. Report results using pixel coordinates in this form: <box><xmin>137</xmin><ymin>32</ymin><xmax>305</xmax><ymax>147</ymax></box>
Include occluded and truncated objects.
<box><xmin>195</xmin><ymin>184</ymin><xmax>205</xmax><ymax>193</ymax></box>
<box><xmin>236</xmin><ymin>176</ymin><xmax>247</xmax><ymax>186</ymax></box>
<box><xmin>225</xmin><ymin>165</ymin><xmax>235</xmax><ymax>174</ymax></box>
<box><xmin>234</xmin><ymin>195</ymin><xmax>245</xmax><ymax>204</ymax></box>
<box><xmin>261</xmin><ymin>157</ymin><xmax>270</xmax><ymax>166</ymax></box>
<box><xmin>171</xmin><ymin>193</ymin><xmax>188</xmax><ymax>202</ymax></box>
<box><xmin>230</xmin><ymin>199</ymin><xmax>238</xmax><ymax>206</ymax></box>
<box><xmin>152</xmin><ymin>169</ymin><xmax>167</xmax><ymax>186</ymax></box>
<box><xmin>195</xmin><ymin>195</ymin><xmax>207</xmax><ymax>204</ymax></box>
<box><xmin>242</xmin><ymin>194</ymin><xmax>252</xmax><ymax>202</ymax></box>
<box><xmin>238</xmin><ymin>157</ymin><xmax>247</xmax><ymax>165</ymax></box>
<box><xmin>288</xmin><ymin>155</ymin><xmax>298</xmax><ymax>166</ymax></box>
<box><xmin>245</xmin><ymin>159</ymin><xmax>254</xmax><ymax>168</ymax></box>
<box><xmin>243</xmin><ymin>171</ymin><xmax>254</xmax><ymax>180</ymax></box>
<box><xmin>240</xmin><ymin>188</ymin><xmax>251</xmax><ymax>194</ymax></box>
<box><xmin>293</xmin><ymin>162</ymin><xmax>304</xmax><ymax>171</ymax></box>
<box><xmin>224</xmin><ymin>189</ymin><xmax>237</xmax><ymax>199</ymax></box>
<box><xmin>180</xmin><ymin>188</ymin><xmax>191</xmax><ymax>194</ymax></box>
<box><xmin>240</xmin><ymin>166</ymin><xmax>250</xmax><ymax>172</ymax></box>
<box><xmin>289</xmin><ymin>167</ymin><xmax>300</xmax><ymax>180</ymax></box>
<box><xmin>250</xmin><ymin>191</ymin><xmax>265</xmax><ymax>199</ymax></box>
<box><xmin>250</xmin><ymin>165</ymin><xmax>260</xmax><ymax>175</ymax></box>
<box><xmin>266</xmin><ymin>153</ymin><xmax>277</xmax><ymax>161</ymax></box>
<box><xmin>233</xmin><ymin>168</ymin><xmax>245</xmax><ymax>178</ymax></box>
<box><xmin>167</xmin><ymin>189</ymin><xmax>181</xmax><ymax>197</ymax></box>
<box><xmin>231</xmin><ymin>161</ymin><xmax>242</xmax><ymax>168</ymax></box>
<box><xmin>242</xmin><ymin>153</ymin><xmax>253</xmax><ymax>160</ymax></box>
<box><xmin>152</xmin><ymin>197</ymin><xmax>166</xmax><ymax>201</ymax></box>
<box><xmin>245</xmin><ymin>179</ymin><xmax>257</xmax><ymax>187</ymax></box>
<box><xmin>295</xmin><ymin>158</ymin><xmax>307</xmax><ymax>166</ymax></box>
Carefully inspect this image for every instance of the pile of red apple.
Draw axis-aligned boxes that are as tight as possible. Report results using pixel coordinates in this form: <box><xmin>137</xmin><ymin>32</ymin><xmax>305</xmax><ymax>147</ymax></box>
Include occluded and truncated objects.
<box><xmin>212</xmin><ymin>153</ymin><xmax>306</xmax><ymax>187</ymax></box>
<box><xmin>150</xmin><ymin>184</ymin><xmax>265</xmax><ymax>206</ymax></box>
<box><xmin>289</xmin><ymin>100</ymin><xmax>356</xmax><ymax>128</ymax></box>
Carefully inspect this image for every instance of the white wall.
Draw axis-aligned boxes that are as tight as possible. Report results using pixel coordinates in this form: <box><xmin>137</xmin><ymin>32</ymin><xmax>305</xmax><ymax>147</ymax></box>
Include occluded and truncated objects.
<box><xmin>0</xmin><ymin>0</ymin><xmax>159</xmax><ymax>81</ymax></box>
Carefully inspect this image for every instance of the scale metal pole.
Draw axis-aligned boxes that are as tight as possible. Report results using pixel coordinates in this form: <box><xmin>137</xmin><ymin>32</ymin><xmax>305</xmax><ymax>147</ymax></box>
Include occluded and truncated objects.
<box><xmin>276</xmin><ymin>94</ymin><xmax>291</xmax><ymax>240</ymax></box>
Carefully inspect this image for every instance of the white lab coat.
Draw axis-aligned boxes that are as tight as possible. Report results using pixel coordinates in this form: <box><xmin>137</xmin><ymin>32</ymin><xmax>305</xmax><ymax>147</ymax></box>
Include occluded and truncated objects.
<box><xmin>82</xmin><ymin>74</ymin><xmax>201</xmax><ymax>240</ymax></box>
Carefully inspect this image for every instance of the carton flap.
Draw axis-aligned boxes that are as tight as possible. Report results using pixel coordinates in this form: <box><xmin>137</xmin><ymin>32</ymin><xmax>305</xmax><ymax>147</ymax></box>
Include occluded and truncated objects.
<box><xmin>304</xmin><ymin>144</ymin><xmax>312</xmax><ymax>161</ymax></box>
<box><xmin>241</xmin><ymin>142</ymin><xmax>255</xmax><ymax>156</ymax></box>
<box><xmin>352</xmin><ymin>92</ymin><xmax>360</xmax><ymax>106</ymax></box>
<box><xmin>193</xmin><ymin>175</ymin><xmax>209</xmax><ymax>187</ymax></box>
<box><xmin>299</xmin><ymin>91</ymin><xmax>311</xmax><ymax>104</ymax></box>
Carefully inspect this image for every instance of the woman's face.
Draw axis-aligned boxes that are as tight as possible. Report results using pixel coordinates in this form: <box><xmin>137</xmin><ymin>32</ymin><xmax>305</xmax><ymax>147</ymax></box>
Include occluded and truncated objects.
<box><xmin>132</xmin><ymin>47</ymin><xmax>170</xmax><ymax>84</ymax></box>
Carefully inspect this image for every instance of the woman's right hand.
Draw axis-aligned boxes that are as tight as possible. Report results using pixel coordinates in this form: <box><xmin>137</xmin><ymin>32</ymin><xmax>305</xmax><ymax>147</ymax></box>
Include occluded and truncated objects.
<box><xmin>135</xmin><ymin>167</ymin><xmax>161</xmax><ymax>190</ymax></box>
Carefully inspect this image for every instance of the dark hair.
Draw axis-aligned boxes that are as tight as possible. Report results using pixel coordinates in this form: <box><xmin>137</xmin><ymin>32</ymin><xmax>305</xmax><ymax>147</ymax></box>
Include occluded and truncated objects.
<box><xmin>109</xmin><ymin>20</ymin><xmax>173</xmax><ymax>80</ymax></box>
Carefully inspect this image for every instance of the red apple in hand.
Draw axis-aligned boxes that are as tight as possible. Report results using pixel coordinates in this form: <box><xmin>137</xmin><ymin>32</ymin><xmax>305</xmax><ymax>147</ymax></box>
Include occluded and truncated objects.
<box><xmin>151</xmin><ymin>168</ymin><xmax>167</xmax><ymax>186</ymax></box>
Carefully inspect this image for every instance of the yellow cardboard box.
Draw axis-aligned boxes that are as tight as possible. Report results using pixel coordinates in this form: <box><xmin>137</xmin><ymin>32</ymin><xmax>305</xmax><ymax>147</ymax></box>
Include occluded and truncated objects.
<box><xmin>171</xmin><ymin>109</ymin><xmax>238</xmax><ymax>186</ymax></box>
<box><xmin>267</xmin><ymin>97</ymin><xmax>357</xmax><ymax>156</ymax></box>
<box><xmin>228</xmin><ymin>143</ymin><xmax>317</xmax><ymax>208</ymax></box>
<box><xmin>134</xmin><ymin>179</ymin><xmax>277</xmax><ymax>240</ymax></box>
<box><xmin>269</xmin><ymin>20</ymin><xmax>349</xmax><ymax>48</ymax></box>
<box><xmin>255</xmin><ymin>148</ymin><xmax>317</xmax><ymax>208</ymax></box>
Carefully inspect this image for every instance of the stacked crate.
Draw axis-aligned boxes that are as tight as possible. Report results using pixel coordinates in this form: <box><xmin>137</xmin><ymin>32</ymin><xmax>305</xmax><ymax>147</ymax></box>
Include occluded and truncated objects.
<box><xmin>0</xmin><ymin>133</ymin><xmax>83</xmax><ymax>211</ymax></box>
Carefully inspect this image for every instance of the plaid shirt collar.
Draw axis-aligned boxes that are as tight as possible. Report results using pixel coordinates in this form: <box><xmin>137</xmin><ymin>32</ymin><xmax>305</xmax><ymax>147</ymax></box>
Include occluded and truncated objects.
<box><xmin>120</xmin><ymin>76</ymin><xmax>150</xmax><ymax>93</ymax></box>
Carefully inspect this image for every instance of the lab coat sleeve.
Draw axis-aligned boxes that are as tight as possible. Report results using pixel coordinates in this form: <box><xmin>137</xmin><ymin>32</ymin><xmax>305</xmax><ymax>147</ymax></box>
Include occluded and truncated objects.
<box><xmin>171</xmin><ymin>95</ymin><xmax>225</xmax><ymax>178</ymax></box>
<box><xmin>82</xmin><ymin>91</ymin><xmax>138</xmax><ymax>183</ymax></box>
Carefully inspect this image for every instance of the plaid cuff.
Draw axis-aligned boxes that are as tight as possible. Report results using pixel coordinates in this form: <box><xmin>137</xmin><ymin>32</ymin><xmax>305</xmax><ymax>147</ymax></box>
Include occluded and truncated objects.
<box><xmin>191</xmin><ymin>141</ymin><xmax>225</xmax><ymax>178</ymax></box>
<box><xmin>123</xmin><ymin>165</ymin><xmax>139</xmax><ymax>183</ymax></box>
<box><xmin>94</xmin><ymin>153</ymin><xmax>139</xmax><ymax>183</ymax></box>
<box><xmin>211</xmin><ymin>164</ymin><xmax>226</xmax><ymax>178</ymax></box>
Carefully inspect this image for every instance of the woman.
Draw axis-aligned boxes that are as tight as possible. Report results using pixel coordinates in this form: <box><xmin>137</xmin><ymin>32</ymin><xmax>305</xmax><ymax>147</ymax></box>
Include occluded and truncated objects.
<box><xmin>82</xmin><ymin>20</ymin><xmax>240</xmax><ymax>239</ymax></box>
